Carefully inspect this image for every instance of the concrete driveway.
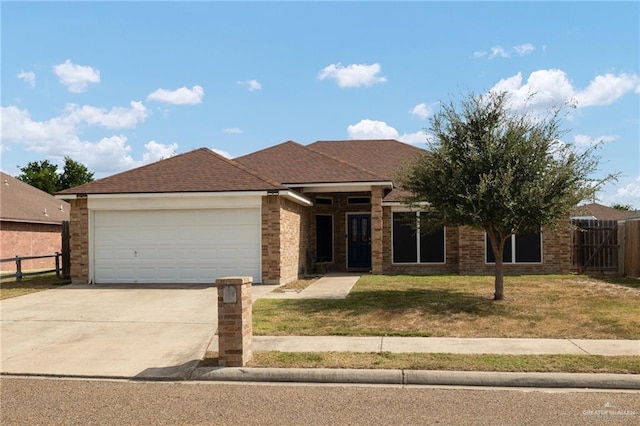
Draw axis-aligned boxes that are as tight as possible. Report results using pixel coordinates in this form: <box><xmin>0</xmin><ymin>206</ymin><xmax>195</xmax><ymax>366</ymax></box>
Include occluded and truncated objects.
<box><xmin>0</xmin><ymin>284</ymin><xmax>218</xmax><ymax>379</ymax></box>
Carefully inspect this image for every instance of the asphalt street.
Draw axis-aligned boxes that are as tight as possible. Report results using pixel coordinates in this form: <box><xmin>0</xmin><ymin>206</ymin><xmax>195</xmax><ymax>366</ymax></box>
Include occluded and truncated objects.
<box><xmin>2</xmin><ymin>377</ymin><xmax>638</xmax><ymax>425</ymax></box>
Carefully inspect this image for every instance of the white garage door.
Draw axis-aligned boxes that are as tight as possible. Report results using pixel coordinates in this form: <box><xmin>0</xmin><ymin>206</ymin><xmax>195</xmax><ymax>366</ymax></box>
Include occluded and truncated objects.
<box><xmin>93</xmin><ymin>209</ymin><xmax>261</xmax><ymax>284</ymax></box>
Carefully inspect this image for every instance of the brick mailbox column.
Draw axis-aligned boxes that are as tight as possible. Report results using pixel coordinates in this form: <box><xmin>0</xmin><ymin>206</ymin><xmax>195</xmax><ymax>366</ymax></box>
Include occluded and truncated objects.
<box><xmin>216</xmin><ymin>276</ymin><xmax>253</xmax><ymax>367</ymax></box>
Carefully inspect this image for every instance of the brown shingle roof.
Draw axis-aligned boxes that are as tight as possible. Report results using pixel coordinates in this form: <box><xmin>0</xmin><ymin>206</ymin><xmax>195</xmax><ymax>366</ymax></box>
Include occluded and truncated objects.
<box><xmin>57</xmin><ymin>148</ymin><xmax>284</xmax><ymax>195</ymax></box>
<box><xmin>1</xmin><ymin>172</ymin><xmax>70</xmax><ymax>224</ymax></box>
<box><xmin>235</xmin><ymin>141</ymin><xmax>386</xmax><ymax>185</ymax></box>
<box><xmin>570</xmin><ymin>203</ymin><xmax>637</xmax><ymax>221</ymax></box>
<box><xmin>308</xmin><ymin>139</ymin><xmax>425</xmax><ymax>180</ymax></box>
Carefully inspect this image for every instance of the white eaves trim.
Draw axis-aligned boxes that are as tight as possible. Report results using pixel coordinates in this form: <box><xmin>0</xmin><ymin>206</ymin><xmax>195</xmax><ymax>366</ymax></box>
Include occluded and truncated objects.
<box><xmin>56</xmin><ymin>190</ymin><xmax>313</xmax><ymax>206</ymax></box>
<box><xmin>287</xmin><ymin>181</ymin><xmax>393</xmax><ymax>194</ymax></box>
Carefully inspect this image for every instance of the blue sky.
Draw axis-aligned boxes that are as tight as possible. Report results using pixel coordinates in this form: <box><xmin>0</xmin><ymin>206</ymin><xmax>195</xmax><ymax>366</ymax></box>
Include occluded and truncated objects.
<box><xmin>2</xmin><ymin>1</ymin><xmax>639</xmax><ymax>207</ymax></box>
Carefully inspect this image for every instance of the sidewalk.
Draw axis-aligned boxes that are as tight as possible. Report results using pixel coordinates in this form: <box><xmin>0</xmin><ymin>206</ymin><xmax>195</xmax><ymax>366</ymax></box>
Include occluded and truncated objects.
<box><xmin>208</xmin><ymin>336</ymin><xmax>640</xmax><ymax>356</ymax></box>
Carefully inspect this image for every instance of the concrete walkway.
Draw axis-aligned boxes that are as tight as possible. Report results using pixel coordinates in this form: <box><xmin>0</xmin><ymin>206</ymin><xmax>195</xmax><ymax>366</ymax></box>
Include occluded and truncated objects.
<box><xmin>260</xmin><ymin>274</ymin><xmax>359</xmax><ymax>299</ymax></box>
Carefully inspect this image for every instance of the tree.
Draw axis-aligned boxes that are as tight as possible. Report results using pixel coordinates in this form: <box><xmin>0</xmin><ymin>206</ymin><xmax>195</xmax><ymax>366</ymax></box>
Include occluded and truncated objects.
<box><xmin>58</xmin><ymin>157</ymin><xmax>95</xmax><ymax>190</ymax></box>
<box><xmin>399</xmin><ymin>91</ymin><xmax>614</xmax><ymax>300</ymax></box>
<box><xmin>611</xmin><ymin>203</ymin><xmax>632</xmax><ymax>211</ymax></box>
<box><xmin>17</xmin><ymin>157</ymin><xmax>94</xmax><ymax>194</ymax></box>
<box><xmin>16</xmin><ymin>160</ymin><xmax>59</xmax><ymax>195</ymax></box>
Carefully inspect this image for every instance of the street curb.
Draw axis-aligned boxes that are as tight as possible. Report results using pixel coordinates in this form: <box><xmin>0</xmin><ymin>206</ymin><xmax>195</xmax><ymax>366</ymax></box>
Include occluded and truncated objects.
<box><xmin>190</xmin><ymin>367</ymin><xmax>640</xmax><ymax>390</ymax></box>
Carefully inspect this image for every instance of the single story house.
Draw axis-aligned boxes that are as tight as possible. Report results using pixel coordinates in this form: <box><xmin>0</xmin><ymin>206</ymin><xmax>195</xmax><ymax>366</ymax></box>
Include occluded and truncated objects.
<box><xmin>57</xmin><ymin>139</ymin><xmax>571</xmax><ymax>285</ymax></box>
<box><xmin>1</xmin><ymin>172</ymin><xmax>70</xmax><ymax>271</ymax></box>
<box><xmin>571</xmin><ymin>202</ymin><xmax>638</xmax><ymax>221</ymax></box>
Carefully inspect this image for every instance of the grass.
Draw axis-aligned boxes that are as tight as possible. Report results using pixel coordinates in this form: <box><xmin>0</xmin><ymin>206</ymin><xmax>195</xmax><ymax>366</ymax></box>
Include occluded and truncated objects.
<box><xmin>252</xmin><ymin>274</ymin><xmax>640</xmax><ymax>339</ymax></box>
<box><xmin>199</xmin><ymin>351</ymin><xmax>640</xmax><ymax>374</ymax></box>
<box><xmin>0</xmin><ymin>273</ymin><xmax>70</xmax><ymax>300</ymax></box>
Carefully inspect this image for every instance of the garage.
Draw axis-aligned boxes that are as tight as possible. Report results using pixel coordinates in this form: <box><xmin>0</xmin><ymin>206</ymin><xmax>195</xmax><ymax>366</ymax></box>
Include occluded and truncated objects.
<box><xmin>93</xmin><ymin>208</ymin><xmax>261</xmax><ymax>284</ymax></box>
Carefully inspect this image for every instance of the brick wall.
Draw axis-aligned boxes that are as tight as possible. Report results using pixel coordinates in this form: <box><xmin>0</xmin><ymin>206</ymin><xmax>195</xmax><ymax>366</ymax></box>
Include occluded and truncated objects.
<box><xmin>69</xmin><ymin>198</ymin><xmax>89</xmax><ymax>283</ymax></box>
<box><xmin>371</xmin><ymin>186</ymin><xmax>383</xmax><ymax>274</ymax></box>
<box><xmin>0</xmin><ymin>221</ymin><xmax>62</xmax><ymax>271</ymax></box>
<box><xmin>261</xmin><ymin>195</ymin><xmax>309</xmax><ymax>284</ymax></box>
<box><xmin>458</xmin><ymin>224</ymin><xmax>571</xmax><ymax>275</ymax></box>
<box><xmin>382</xmin><ymin>209</ymin><xmax>571</xmax><ymax>275</ymax></box>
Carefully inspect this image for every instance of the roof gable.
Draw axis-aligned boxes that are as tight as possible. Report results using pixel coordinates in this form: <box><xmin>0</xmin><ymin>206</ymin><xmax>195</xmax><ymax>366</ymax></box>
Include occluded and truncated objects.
<box><xmin>235</xmin><ymin>141</ymin><xmax>385</xmax><ymax>185</ymax></box>
<box><xmin>1</xmin><ymin>172</ymin><xmax>69</xmax><ymax>224</ymax></box>
<box><xmin>57</xmin><ymin>148</ymin><xmax>284</xmax><ymax>195</ymax></box>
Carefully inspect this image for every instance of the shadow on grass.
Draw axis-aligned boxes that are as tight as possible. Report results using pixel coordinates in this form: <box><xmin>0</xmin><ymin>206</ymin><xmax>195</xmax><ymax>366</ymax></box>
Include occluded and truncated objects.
<box><xmin>587</xmin><ymin>274</ymin><xmax>640</xmax><ymax>290</ymax></box>
<box><xmin>256</xmin><ymin>287</ymin><xmax>504</xmax><ymax>318</ymax></box>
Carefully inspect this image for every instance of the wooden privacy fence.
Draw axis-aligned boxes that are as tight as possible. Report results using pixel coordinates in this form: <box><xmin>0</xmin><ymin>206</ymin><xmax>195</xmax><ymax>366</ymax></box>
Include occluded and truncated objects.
<box><xmin>571</xmin><ymin>219</ymin><xmax>619</xmax><ymax>273</ymax></box>
<box><xmin>620</xmin><ymin>218</ymin><xmax>640</xmax><ymax>277</ymax></box>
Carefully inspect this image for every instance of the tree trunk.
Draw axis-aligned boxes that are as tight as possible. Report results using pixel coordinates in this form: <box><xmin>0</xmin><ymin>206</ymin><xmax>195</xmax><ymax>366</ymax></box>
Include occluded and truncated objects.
<box><xmin>493</xmin><ymin>250</ymin><xmax>505</xmax><ymax>301</ymax></box>
<box><xmin>487</xmin><ymin>231</ymin><xmax>506</xmax><ymax>301</ymax></box>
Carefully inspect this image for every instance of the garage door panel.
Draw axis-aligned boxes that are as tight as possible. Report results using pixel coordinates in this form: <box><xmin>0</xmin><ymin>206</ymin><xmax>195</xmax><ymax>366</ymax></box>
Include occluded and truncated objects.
<box><xmin>93</xmin><ymin>209</ymin><xmax>261</xmax><ymax>284</ymax></box>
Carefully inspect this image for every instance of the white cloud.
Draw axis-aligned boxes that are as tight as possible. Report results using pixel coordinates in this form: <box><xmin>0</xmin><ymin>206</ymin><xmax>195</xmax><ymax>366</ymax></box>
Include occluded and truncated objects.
<box><xmin>17</xmin><ymin>71</ymin><xmax>35</xmax><ymax>87</ymax></box>
<box><xmin>574</xmin><ymin>73</ymin><xmax>639</xmax><ymax>107</ymax></box>
<box><xmin>211</xmin><ymin>148</ymin><xmax>232</xmax><ymax>159</ymax></box>
<box><xmin>513</xmin><ymin>43</ymin><xmax>535</xmax><ymax>56</ymax></box>
<box><xmin>237</xmin><ymin>79</ymin><xmax>262</xmax><ymax>92</ymax></box>
<box><xmin>346</xmin><ymin>119</ymin><xmax>428</xmax><ymax>146</ymax></box>
<box><xmin>65</xmin><ymin>101</ymin><xmax>149</xmax><ymax>129</ymax></box>
<box><xmin>223</xmin><ymin>127</ymin><xmax>243</xmax><ymax>134</ymax></box>
<box><xmin>473</xmin><ymin>51</ymin><xmax>487</xmax><ymax>58</ymax></box>
<box><xmin>318</xmin><ymin>63</ymin><xmax>386</xmax><ymax>88</ymax></box>
<box><xmin>147</xmin><ymin>85</ymin><xmax>204</xmax><ymax>105</ymax></box>
<box><xmin>490</xmin><ymin>69</ymin><xmax>640</xmax><ymax>110</ymax></box>
<box><xmin>347</xmin><ymin>119</ymin><xmax>398</xmax><ymax>139</ymax></box>
<box><xmin>398</xmin><ymin>131</ymin><xmax>429</xmax><ymax>146</ymax></box>
<box><xmin>573</xmin><ymin>134</ymin><xmax>617</xmax><ymax>148</ymax></box>
<box><xmin>610</xmin><ymin>176</ymin><xmax>640</xmax><ymax>209</ymax></box>
<box><xmin>53</xmin><ymin>60</ymin><xmax>100</xmax><ymax>93</ymax></box>
<box><xmin>409</xmin><ymin>103</ymin><xmax>434</xmax><ymax>120</ymax></box>
<box><xmin>141</xmin><ymin>141</ymin><xmax>178</xmax><ymax>163</ymax></box>
<box><xmin>0</xmin><ymin>104</ymin><xmax>161</xmax><ymax>174</ymax></box>
<box><xmin>489</xmin><ymin>46</ymin><xmax>509</xmax><ymax>59</ymax></box>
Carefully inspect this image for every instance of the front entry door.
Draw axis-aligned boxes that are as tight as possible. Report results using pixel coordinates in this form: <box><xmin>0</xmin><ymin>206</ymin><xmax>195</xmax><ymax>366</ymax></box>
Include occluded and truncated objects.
<box><xmin>347</xmin><ymin>214</ymin><xmax>372</xmax><ymax>269</ymax></box>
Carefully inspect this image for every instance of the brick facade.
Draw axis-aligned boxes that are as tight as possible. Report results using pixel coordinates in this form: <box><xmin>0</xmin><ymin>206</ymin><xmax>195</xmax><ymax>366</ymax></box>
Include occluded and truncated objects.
<box><xmin>69</xmin><ymin>198</ymin><xmax>89</xmax><ymax>284</ymax></box>
<box><xmin>261</xmin><ymin>195</ymin><xmax>310</xmax><ymax>284</ymax></box>
<box><xmin>0</xmin><ymin>221</ymin><xmax>62</xmax><ymax>271</ymax></box>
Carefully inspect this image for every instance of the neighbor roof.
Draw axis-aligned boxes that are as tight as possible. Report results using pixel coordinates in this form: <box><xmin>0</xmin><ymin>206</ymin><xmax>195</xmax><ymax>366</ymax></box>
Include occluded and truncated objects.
<box><xmin>235</xmin><ymin>141</ymin><xmax>387</xmax><ymax>185</ymax></box>
<box><xmin>1</xmin><ymin>172</ymin><xmax>70</xmax><ymax>225</ymax></box>
<box><xmin>57</xmin><ymin>148</ymin><xmax>284</xmax><ymax>195</ymax></box>
<box><xmin>570</xmin><ymin>203</ymin><xmax>637</xmax><ymax>221</ymax></box>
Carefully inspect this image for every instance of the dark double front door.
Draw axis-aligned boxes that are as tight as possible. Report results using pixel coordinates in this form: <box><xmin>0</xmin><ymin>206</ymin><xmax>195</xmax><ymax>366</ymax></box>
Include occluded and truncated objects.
<box><xmin>347</xmin><ymin>214</ymin><xmax>372</xmax><ymax>269</ymax></box>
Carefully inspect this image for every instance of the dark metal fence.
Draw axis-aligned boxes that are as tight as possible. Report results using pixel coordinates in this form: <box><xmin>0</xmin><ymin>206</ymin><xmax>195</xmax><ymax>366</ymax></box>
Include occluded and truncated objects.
<box><xmin>0</xmin><ymin>253</ymin><xmax>64</xmax><ymax>281</ymax></box>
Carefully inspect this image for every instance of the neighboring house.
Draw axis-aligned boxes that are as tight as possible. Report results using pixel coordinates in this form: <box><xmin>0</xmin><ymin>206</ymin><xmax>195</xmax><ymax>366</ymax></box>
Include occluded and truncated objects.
<box><xmin>1</xmin><ymin>172</ymin><xmax>70</xmax><ymax>271</ymax></box>
<box><xmin>570</xmin><ymin>202</ymin><xmax>638</xmax><ymax>221</ymax></box>
<box><xmin>57</xmin><ymin>140</ymin><xmax>571</xmax><ymax>285</ymax></box>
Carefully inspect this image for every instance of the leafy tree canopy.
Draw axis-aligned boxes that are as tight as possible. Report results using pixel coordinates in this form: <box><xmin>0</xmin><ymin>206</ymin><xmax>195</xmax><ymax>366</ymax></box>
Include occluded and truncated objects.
<box><xmin>399</xmin><ymin>91</ymin><xmax>616</xmax><ymax>300</ymax></box>
<box><xmin>17</xmin><ymin>157</ymin><xmax>94</xmax><ymax>194</ymax></box>
<box><xmin>611</xmin><ymin>203</ymin><xmax>632</xmax><ymax>211</ymax></box>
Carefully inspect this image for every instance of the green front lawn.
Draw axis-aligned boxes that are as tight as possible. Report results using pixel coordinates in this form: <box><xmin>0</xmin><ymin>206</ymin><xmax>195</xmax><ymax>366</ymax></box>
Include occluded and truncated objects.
<box><xmin>252</xmin><ymin>275</ymin><xmax>640</xmax><ymax>339</ymax></box>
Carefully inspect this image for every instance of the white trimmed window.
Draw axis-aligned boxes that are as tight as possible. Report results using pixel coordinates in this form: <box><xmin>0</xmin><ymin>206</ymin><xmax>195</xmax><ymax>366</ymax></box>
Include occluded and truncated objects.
<box><xmin>392</xmin><ymin>212</ymin><xmax>445</xmax><ymax>264</ymax></box>
<box><xmin>485</xmin><ymin>232</ymin><xmax>542</xmax><ymax>264</ymax></box>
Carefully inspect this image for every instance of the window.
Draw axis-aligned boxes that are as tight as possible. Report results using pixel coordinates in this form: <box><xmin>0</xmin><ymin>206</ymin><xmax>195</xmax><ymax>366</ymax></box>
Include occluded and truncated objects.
<box><xmin>392</xmin><ymin>212</ymin><xmax>445</xmax><ymax>263</ymax></box>
<box><xmin>347</xmin><ymin>197</ymin><xmax>370</xmax><ymax>205</ymax></box>
<box><xmin>315</xmin><ymin>197</ymin><xmax>333</xmax><ymax>205</ymax></box>
<box><xmin>486</xmin><ymin>232</ymin><xmax>542</xmax><ymax>263</ymax></box>
<box><xmin>316</xmin><ymin>215</ymin><xmax>333</xmax><ymax>262</ymax></box>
